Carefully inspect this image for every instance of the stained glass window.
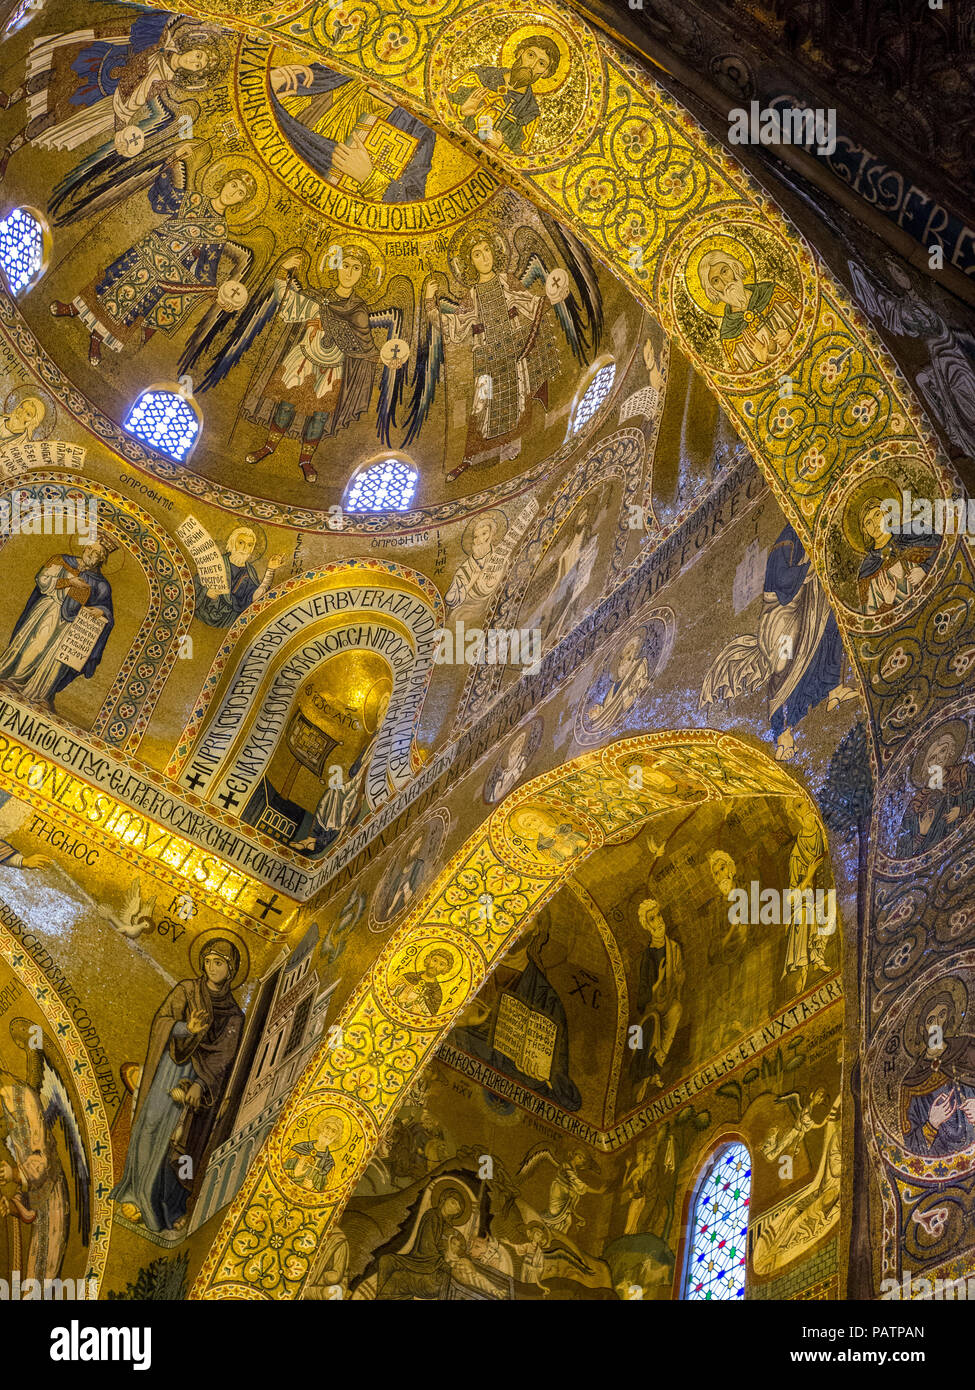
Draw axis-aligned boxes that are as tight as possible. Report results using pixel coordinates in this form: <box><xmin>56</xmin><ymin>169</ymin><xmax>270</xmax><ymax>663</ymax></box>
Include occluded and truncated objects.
<box><xmin>0</xmin><ymin>207</ymin><xmax>46</xmax><ymax>294</ymax></box>
<box><xmin>570</xmin><ymin>362</ymin><xmax>616</xmax><ymax>435</ymax></box>
<box><xmin>124</xmin><ymin>389</ymin><xmax>200</xmax><ymax>461</ymax></box>
<box><xmin>346</xmin><ymin>457</ymin><xmax>418</xmax><ymax>512</ymax></box>
<box><xmin>684</xmin><ymin>1142</ymin><xmax>751</xmax><ymax>1300</ymax></box>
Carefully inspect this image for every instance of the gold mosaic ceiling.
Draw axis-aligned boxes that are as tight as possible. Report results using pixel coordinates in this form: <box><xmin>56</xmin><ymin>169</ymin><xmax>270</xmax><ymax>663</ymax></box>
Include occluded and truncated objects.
<box><xmin>2</xmin><ymin>5</ymin><xmax>644</xmax><ymax>528</ymax></box>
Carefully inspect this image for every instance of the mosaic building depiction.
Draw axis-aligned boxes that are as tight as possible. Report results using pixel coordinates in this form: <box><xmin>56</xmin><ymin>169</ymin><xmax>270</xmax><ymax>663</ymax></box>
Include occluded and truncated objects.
<box><xmin>0</xmin><ymin>0</ymin><xmax>972</xmax><ymax>1353</ymax></box>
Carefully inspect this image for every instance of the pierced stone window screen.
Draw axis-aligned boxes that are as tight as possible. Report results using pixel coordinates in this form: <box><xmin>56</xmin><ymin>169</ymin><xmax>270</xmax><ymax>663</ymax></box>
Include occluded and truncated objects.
<box><xmin>569</xmin><ymin>361</ymin><xmax>616</xmax><ymax>435</ymax></box>
<box><xmin>123</xmin><ymin>388</ymin><xmax>200</xmax><ymax>462</ymax></box>
<box><xmin>0</xmin><ymin>206</ymin><xmax>48</xmax><ymax>294</ymax></box>
<box><xmin>346</xmin><ymin>457</ymin><xmax>418</xmax><ymax>512</ymax></box>
<box><xmin>683</xmin><ymin>1141</ymin><xmax>751</xmax><ymax>1301</ymax></box>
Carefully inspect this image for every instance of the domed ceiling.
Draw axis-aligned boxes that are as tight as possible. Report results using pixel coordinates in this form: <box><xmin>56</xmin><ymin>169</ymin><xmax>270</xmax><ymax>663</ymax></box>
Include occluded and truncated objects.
<box><xmin>1</xmin><ymin>7</ymin><xmax>644</xmax><ymax>530</ymax></box>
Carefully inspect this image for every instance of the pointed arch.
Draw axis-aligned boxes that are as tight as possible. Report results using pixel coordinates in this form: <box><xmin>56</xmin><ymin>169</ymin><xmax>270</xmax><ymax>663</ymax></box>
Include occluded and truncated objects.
<box><xmin>190</xmin><ymin>728</ymin><xmax>842</xmax><ymax>1299</ymax></box>
<box><xmin>680</xmin><ymin>1138</ymin><xmax>753</xmax><ymax>1300</ymax></box>
<box><xmin>110</xmin><ymin>0</ymin><xmax>971</xmax><ymax>1297</ymax></box>
<box><xmin>132</xmin><ymin>0</ymin><xmax>967</xmax><ymax>789</ymax></box>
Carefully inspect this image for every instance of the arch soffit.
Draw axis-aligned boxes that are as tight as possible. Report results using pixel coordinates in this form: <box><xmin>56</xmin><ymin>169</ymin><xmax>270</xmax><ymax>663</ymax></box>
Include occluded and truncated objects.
<box><xmin>129</xmin><ymin>0</ymin><xmax>951</xmax><ymax>622</ymax></box>
<box><xmin>191</xmin><ymin>728</ymin><xmax>839</xmax><ymax>1299</ymax></box>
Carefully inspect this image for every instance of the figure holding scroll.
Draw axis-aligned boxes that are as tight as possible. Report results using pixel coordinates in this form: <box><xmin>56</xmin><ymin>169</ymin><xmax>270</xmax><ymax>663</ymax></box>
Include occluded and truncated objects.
<box><xmin>189</xmin><ymin>525</ymin><xmax>285</xmax><ymax>629</ymax></box>
<box><xmin>0</xmin><ymin>539</ymin><xmax>117</xmax><ymax>708</ymax></box>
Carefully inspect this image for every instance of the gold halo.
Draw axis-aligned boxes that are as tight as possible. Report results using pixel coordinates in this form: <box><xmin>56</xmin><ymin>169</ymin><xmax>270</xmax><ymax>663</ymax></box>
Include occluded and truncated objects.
<box><xmin>317</xmin><ymin>235</ymin><xmax>386</xmax><ymax>294</ymax></box>
<box><xmin>303</xmin><ymin>1105</ymin><xmax>352</xmax><ymax>1148</ymax></box>
<box><xmin>362</xmin><ymin>676</ymin><xmax>393</xmax><ymax>734</ymax></box>
<box><xmin>903</xmin><ymin>976</ymin><xmax>968</xmax><ymax>1057</ymax></box>
<box><xmin>448</xmin><ymin>222</ymin><xmax>508</xmax><ymax>286</ymax></box>
<box><xmin>461</xmin><ymin>508</ymin><xmax>508</xmax><ymax>555</ymax></box>
<box><xmin>397</xmin><ymin>941</ymin><xmax>463</xmax><ymax>986</ymax></box>
<box><xmin>509</xmin><ymin>803</ymin><xmax>564</xmax><ymax>842</ymax></box>
<box><xmin>910</xmin><ymin>719</ymin><xmax>969</xmax><ymax>789</ymax></box>
<box><xmin>684</xmin><ymin>234</ymin><xmax>757</xmax><ymax>316</ymax></box>
<box><xmin>3</xmin><ymin>384</ymin><xmax>55</xmax><ymax>440</ymax></box>
<box><xmin>201</xmin><ymin>156</ymin><xmax>269</xmax><ymax>227</ymax></box>
<box><xmin>226</xmin><ymin>520</ymin><xmax>268</xmax><ymax>561</ymax></box>
<box><xmin>189</xmin><ymin>928</ymin><xmax>250</xmax><ymax>989</ymax></box>
<box><xmin>430</xmin><ymin>1180</ymin><xmax>473</xmax><ymax>1225</ymax></box>
<box><xmin>500</xmin><ymin>23</ymin><xmax>572</xmax><ymax>95</ymax></box>
<box><xmin>841</xmin><ymin>474</ymin><xmax>899</xmax><ymax>553</ymax></box>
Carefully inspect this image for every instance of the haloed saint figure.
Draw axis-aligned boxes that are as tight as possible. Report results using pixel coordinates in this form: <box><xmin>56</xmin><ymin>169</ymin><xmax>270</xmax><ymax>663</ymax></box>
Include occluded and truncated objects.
<box><xmin>0</xmin><ymin>539</ymin><xmax>117</xmax><ymax>710</ymax></box>
<box><xmin>855</xmin><ymin>496</ymin><xmax>935</xmax><ymax>616</ymax></box>
<box><xmin>193</xmin><ymin>526</ymin><xmax>285</xmax><ymax>629</ymax></box>
<box><xmin>423</xmin><ymin>227</ymin><xmax>566</xmax><ymax>480</ymax></box>
<box><xmin>901</xmin><ymin>993</ymin><xmax>975</xmax><ymax>1158</ymax></box>
<box><xmin>112</xmin><ymin>938</ymin><xmax>244</xmax><ymax>1235</ymax></box>
<box><xmin>50</xmin><ymin>155</ymin><xmax>256</xmax><ymax>366</ymax></box>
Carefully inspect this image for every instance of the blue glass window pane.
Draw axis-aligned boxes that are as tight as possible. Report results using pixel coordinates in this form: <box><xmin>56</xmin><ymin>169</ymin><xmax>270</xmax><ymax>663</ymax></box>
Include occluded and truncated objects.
<box><xmin>0</xmin><ymin>207</ymin><xmax>45</xmax><ymax>294</ymax></box>
<box><xmin>685</xmin><ymin>1142</ymin><xmax>751</xmax><ymax>1301</ymax></box>
<box><xmin>347</xmin><ymin>458</ymin><xmax>417</xmax><ymax>512</ymax></box>
<box><xmin>124</xmin><ymin>390</ymin><xmax>199</xmax><ymax>462</ymax></box>
<box><xmin>571</xmin><ymin>362</ymin><xmax>616</xmax><ymax>434</ymax></box>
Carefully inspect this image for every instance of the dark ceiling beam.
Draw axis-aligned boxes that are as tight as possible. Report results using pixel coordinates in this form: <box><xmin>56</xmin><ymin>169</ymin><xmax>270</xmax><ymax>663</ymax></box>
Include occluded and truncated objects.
<box><xmin>577</xmin><ymin>0</ymin><xmax>975</xmax><ymax>311</ymax></box>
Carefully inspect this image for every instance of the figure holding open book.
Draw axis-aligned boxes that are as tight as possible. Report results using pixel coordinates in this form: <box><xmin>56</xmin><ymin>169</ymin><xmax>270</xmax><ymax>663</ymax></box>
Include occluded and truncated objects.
<box><xmin>450</xmin><ymin>924</ymin><xmax>581</xmax><ymax>1111</ymax></box>
<box><xmin>0</xmin><ymin>539</ymin><xmax>117</xmax><ymax>708</ymax></box>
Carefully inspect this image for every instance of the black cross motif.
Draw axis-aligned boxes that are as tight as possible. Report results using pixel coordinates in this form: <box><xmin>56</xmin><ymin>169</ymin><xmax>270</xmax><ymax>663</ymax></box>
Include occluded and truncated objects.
<box><xmin>255</xmin><ymin>893</ymin><xmax>282</xmax><ymax>921</ymax></box>
<box><xmin>185</xmin><ymin>769</ymin><xmax>205</xmax><ymax>792</ymax></box>
<box><xmin>217</xmin><ymin>788</ymin><xmax>241</xmax><ymax>810</ymax></box>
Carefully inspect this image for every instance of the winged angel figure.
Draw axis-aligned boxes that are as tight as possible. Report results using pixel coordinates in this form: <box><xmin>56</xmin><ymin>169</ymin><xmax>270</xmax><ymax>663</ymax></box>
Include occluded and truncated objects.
<box><xmin>402</xmin><ymin>214</ymin><xmax>604</xmax><ymax>480</ymax></box>
<box><xmin>760</xmin><ymin>1087</ymin><xmax>829</xmax><ymax>1162</ymax></box>
<box><xmin>847</xmin><ymin>256</ymin><xmax>975</xmax><ymax>459</ymax></box>
<box><xmin>179</xmin><ymin>239</ymin><xmax>413</xmax><ymax>483</ymax></box>
<box><xmin>0</xmin><ymin>1018</ymin><xmax>91</xmax><ymax>1283</ymax></box>
<box><xmin>49</xmin><ymin>142</ymin><xmax>268</xmax><ymax>369</ymax></box>
<box><xmin>1</xmin><ymin>10</ymin><xmax>227</xmax><ymax>190</ymax></box>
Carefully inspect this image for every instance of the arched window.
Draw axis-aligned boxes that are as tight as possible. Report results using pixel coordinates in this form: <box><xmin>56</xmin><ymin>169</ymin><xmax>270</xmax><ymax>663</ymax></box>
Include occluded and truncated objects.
<box><xmin>346</xmin><ymin>456</ymin><xmax>418</xmax><ymax>512</ymax></box>
<box><xmin>683</xmin><ymin>1141</ymin><xmax>751</xmax><ymax>1300</ymax></box>
<box><xmin>0</xmin><ymin>206</ymin><xmax>49</xmax><ymax>295</ymax></box>
<box><xmin>123</xmin><ymin>387</ymin><xmax>200</xmax><ymax>462</ymax></box>
<box><xmin>568</xmin><ymin>359</ymin><xmax>616</xmax><ymax>437</ymax></box>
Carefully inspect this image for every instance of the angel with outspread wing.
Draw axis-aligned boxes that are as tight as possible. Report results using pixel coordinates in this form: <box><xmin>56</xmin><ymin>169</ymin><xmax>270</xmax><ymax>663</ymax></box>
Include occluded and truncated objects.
<box><xmin>49</xmin><ymin>147</ymin><xmax>260</xmax><ymax>367</ymax></box>
<box><xmin>179</xmin><ymin>240</ymin><xmax>412</xmax><ymax>483</ymax></box>
<box><xmin>1</xmin><ymin>11</ymin><xmax>225</xmax><ymax>191</ymax></box>
<box><xmin>0</xmin><ymin>1016</ymin><xmax>91</xmax><ymax>1282</ymax></box>
<box><xmin>761</xmin><ymin>1087</ymin><xmax>829</xmax><ymax>1162</ymax></box>
<box><xmin>699</xmin><ymin>523</ymin><xmax>856</xmax><ymax>762</ymax></box>
<box><xmin>404</xmin><ymin>215</ymin><xmax>603</xmax><ymax>480</ymax></box>
<box><xmin>482</xmin><ymin>1147</ymin><xmax>608</xmax><ymax>1291</ymax></box>
<box><xmin>847</xmin><ymin>255</ymin><xmax>975</xmax><ymax>459</ymax></box>
<box><xmin>516</xmin><ymin>1143</ymin><xmax>605</xmax><ymax>1235</ymax></box>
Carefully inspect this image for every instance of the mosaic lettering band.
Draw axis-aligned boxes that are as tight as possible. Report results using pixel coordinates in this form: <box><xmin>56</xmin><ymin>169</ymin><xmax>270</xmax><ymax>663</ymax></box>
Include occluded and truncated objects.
<box><xmin>0</xmin><ymin>0</ymin><xmax>969</xmax><ymax>1313</ymax></box>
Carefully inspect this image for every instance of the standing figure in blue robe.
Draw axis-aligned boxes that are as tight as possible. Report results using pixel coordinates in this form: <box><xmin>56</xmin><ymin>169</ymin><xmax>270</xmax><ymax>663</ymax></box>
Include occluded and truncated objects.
<box><xmin>0</xmin><ymin>540</ymin><xmax>117</xmax><ymax>709</ymax></box>
<box><xmin>111</xmin><ymin>937</ymin><xmax>244</xmax><ymax>1234</ymax></box>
